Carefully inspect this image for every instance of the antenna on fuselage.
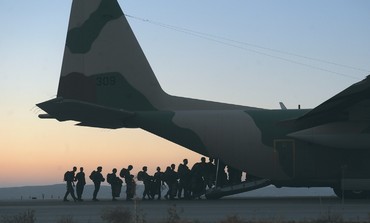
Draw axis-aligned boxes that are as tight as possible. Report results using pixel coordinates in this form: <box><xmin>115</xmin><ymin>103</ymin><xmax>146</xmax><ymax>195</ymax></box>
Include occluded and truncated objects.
<box><xmin>279</xmin><ymin>102</ymin><xmax>287</xmax><ymax>110</ymax></box>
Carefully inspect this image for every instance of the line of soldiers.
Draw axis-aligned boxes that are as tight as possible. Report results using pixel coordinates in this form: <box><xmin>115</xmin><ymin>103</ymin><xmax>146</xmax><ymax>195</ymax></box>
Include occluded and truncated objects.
<box><xmin>63</xmin><ymin>165</ymin><xmax>135</xmax><ymax>202</ymax></box>
<box><xmin>63</xmin><ymin>157</ymin><xmax>246</xmax><ymax>202</ymax></box>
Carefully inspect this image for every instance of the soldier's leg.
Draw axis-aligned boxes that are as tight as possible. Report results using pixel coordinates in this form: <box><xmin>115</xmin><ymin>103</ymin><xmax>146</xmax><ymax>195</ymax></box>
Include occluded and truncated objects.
<box><xmin>70</xmin><ymin>186</ymin><xmax>77</xmax><ymax>201</ymax></box>
<box><xmin>63</xmin><ymin>190</ymin><xmax>69</xmax><ymax>201</ymax></box>
<box><xmin>76</xmin><ymin>184</ymin><xmax>82</xmax><ymax>200</ymax></box>
<box><xmin>93</xmin><ymin>182</ymin><xmax>100</xmax><ymax>200</ymax></box>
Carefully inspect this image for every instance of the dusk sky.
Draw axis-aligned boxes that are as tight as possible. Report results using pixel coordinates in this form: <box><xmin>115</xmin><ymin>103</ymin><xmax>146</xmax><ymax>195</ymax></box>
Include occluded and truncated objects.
<box><xmin>0</xmin><ymin>0</ymin><xmax>369</xmax><ymax>187</ymax></box>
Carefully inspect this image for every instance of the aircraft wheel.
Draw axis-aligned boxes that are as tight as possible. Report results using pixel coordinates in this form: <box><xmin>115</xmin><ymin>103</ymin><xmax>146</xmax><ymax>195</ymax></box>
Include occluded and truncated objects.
<box><xmin>344</xmin><ymin>190</ymin><xmax>369</xmax><ymax>199</ymax></box>
<box><xmin>333</xmin><ymin>187</ymin><xmax>369</xmax><ymax>199</ymax></box>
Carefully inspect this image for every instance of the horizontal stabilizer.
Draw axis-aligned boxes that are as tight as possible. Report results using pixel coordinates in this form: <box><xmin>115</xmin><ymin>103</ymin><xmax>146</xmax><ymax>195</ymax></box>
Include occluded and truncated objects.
<box><xmin>38</xmin><ymin>114</ymin><xmax>55</xmax><ymax>119</ymax></box>
<box><xmin>37</xmin><ymin>98</ymin><xmax>136</xmax><ymax>129</ymax></box>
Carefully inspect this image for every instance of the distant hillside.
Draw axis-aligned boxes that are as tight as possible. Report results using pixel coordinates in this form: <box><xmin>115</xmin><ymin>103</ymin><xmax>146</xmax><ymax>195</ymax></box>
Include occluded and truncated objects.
<box><xmin>0</xmin><ymin>184</ymin><xmax>335</xmax><ymax>200</ymax></box>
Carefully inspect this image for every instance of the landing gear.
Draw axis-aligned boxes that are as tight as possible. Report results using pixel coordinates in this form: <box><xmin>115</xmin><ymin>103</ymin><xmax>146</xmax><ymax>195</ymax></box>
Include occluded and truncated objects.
<box><xmin>334</xmin><ymin>169</ymin><xmax>370</xmax><ymax>199</ymax></box>
<box><xmin>333</xmin><ymin>186</ymin><xmax>370</xmax><ymax>199</ymax></box>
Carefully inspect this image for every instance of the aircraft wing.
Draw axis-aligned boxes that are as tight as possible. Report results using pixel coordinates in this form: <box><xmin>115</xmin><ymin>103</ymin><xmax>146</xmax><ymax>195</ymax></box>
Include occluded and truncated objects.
<box><xmin>283</xmin><ymin>76</ymin><xmax>370</xmax><ymax>149</ymax></box>
<box><xmin>290</xmin><ymin>76</ymin><xmax>370</xmax><ymax>129</ymax></box>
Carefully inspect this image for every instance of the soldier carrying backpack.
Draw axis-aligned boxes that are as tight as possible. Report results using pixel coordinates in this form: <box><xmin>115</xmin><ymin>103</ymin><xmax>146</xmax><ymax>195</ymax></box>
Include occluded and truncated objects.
<box><xmin>138</xmin><ymin>166</ymin><xmax>153</xmax><ymax>200</ymax></box>
<box><xmin>120</xmin><ymin>165</ymin><xmax>134</xmax><ymax>201</ymax></box>
<box><xmin>107</xmin><ymin>168</ymin><xmax>123</xmax><ymax>201</ymax></box>
<box><xmin>90</xmin><ymin>166</ymin><xmax>105</xmax><ymax>201</ymax></box>
<box><xmin>63</xmin><ymin>166</ymin><xmax>77</xmax><ymax>202</ymax></box>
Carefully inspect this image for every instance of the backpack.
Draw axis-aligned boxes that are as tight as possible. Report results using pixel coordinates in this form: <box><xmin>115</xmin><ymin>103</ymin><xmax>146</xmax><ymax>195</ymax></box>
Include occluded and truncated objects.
<box><xmin>120</xmin><ymin>168</ymin><xmax>128</xmax><ymax>178</ymax></box>
<box><xmin>137</xmin><ymin>171</ymin><xmax>144</xmax><ymax>181</ymax></box>
<box><xmin>64</xmin><ymin>171</ymin><xmax>73</xmax><ymax>182</ymax></box>
<box><xmin>89</xmin><ymin>170</ymin><xmax>97</xmax><ymax>181</ymax></box>
<box><xmin>107</xmin><ymin>173</ymin><xmax>114</xmax><ymax>184</ymax></box>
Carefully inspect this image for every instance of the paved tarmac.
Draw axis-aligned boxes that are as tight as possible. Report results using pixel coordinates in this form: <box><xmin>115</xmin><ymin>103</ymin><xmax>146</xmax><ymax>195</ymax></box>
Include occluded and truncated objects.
<box><xmin>1</xmin><ymin>197</ymin><xmax>370</xmax><ymax>223</ymax></box>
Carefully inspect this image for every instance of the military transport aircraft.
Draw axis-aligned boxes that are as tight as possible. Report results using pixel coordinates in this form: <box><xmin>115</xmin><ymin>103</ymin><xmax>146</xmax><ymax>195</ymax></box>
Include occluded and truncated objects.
<box><xmin>37</xmin><ymin>0</ymin><xmax>370</xmax><ymax>199</ymax></box>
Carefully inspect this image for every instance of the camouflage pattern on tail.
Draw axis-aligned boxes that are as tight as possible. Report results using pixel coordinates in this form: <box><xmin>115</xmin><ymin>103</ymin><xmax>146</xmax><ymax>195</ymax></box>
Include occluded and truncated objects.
<box><xmin>57</xmin><ymin>0</ymin><xmax>165</xmax><ymax>111</ymax></box>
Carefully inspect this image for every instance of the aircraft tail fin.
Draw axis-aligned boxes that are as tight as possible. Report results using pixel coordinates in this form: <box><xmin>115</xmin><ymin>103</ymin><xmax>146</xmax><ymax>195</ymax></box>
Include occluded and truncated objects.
<box><xmin>37</xmin><ymin>0</ymin><xmax>255</xmax><ymax>128</ymax></box>
<box><xmin>56</xmin><ymin>0</ymin><xmax>165</xmax><ymax>111</ymax></box>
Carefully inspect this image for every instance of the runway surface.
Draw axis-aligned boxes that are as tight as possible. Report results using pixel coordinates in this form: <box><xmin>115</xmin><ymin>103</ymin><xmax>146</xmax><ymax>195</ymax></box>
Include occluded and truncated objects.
<box><xmin>1</xmin><ymin>197</ymin><xmax>370</xmax><ymax>223</ymax></box>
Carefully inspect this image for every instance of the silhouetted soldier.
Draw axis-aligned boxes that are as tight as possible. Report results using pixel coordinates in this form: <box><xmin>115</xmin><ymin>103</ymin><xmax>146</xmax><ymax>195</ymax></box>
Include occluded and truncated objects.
<box><xmin>75</xmin><ymin>167</ymin><xmax>86</xmax><ymax>201</ymax></box>
<box><xmin>63</xmin><ymin>166</ymin><xmax>77</xmax><ymax>202</ymax></box>
<box><xmin>139</xmin><ymin>166</ymin><xmax>153</xmax><ymax>200</ymax></box>
<box><xmin>227</xmin><ymin>165</ymin><xmax>242</xmax><ymax>185</ymax></box>
<box><xmin>205</xmin><ymin>158</ymin><xmax>216</xmax><ymax>189</ymax></box>
<box><xmin>121</xmin><ymin>165</ymin><xmax>134</xmax><ymax>201</ymax></box>
<box><xmin>216</xmin><ymin>161</ymin><xmax>228</xmax><ymax>187</ymax></box>
<box><xmin>165</xmin><ymin>164</ymin><xmax>178</xmax><ymax>200</ymax></box>
<box><xmin>177</xmin><ymin>159</ymin><xmax>191</xmax><ymax>199</ymax></box>
<box><xmin>90</xmin><ymin>166</ymin><xmax>105</xmax><ymax>201</ymax></box>
<box><xmin>190</xmin><ymin>158</ymin><xmax>207</xmax><ymax>199</ymax></box>
<box><xmin>153</xmin><ymin>166</ymin><xmax>164</xmax><ymax>200</ymax></box>
<box><xmin>163</xmin><ymin>166</ymin><xmax>171</xmax><ymax>199</ymax></box>
<box><xmin>107</xmin><ymin>168</ymin><xmax>123</xmax><ymax>201</ymax></box>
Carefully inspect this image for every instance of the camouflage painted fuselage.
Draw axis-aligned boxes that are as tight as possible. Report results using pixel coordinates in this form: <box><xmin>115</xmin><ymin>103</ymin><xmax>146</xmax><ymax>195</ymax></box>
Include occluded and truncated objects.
<box><xmin>37</xmin><ymin>0</ymin><xmax>370</xmax><ymax>190</ymax></box>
